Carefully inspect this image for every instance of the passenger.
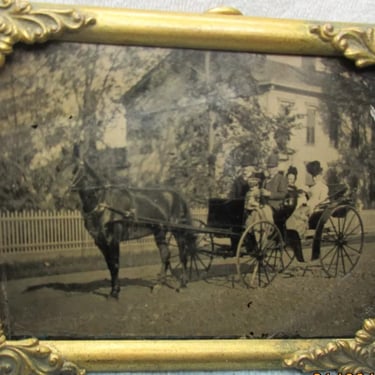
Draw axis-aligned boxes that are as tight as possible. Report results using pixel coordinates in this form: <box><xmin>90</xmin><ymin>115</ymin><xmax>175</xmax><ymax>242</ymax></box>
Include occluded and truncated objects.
<box><xmin>285</xmin><ymin>160</ymin><xmax>329</xmax><ymax>262</ymax></box>
<box><xmin>280</xmin><ymin>166</ymin><xmax>298</xmax><ymax>225</ymax></box>
<box><xmin>286</xmin><ymin>166</ymin><xmax>298</xmax><ymax>191</ymax></box>
<box><xmin>286</xmin><ymin>188</ymin><xmax>311</xmax><ymax>239</ymax></box>
<box><xmin>229</xmin><ymin>164</ymin><xmax>254</xmax><ymax>252</ymax></box>
<box><xmin>284</xmin><ymin>166</ymin><xmax>299</xmax><ymax>215</ymax></box>
<box><xmin>305</xmin><ymin>160</ymin><xmax>329</xmax><ymax>210</ymax></box>
<box><xmin>243</xmin><ymin>176</ymin><xmax>273</xmax><ymax>253</ymax></box>
<box><xmin>230</xmin><ymin>165</ymin><xmax>254</xmax><ymax>199</ymax></box>
<box><xmin>264</xmin><ymin>153</ymin><xmax>288</xmax><ymax>211</ymax></box>
<box><xmin>244</xmin><ymin>176</ymin><xmax>273</xmax><ymax>227</ymax></box>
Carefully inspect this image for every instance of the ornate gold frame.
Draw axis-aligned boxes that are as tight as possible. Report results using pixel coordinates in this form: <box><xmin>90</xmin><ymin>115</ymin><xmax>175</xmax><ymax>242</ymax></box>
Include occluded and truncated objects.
<box><xmin>1</xmin><ymin>1</ymin><xmax>375</xmax><ymax>373</ymax></box>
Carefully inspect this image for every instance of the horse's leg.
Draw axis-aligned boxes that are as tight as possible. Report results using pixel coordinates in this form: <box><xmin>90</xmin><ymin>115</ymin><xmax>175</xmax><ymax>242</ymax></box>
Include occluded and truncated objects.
<box><xmin>106</xmin><ymin>222</ymin><xmax>122</xmax><ymax>298</ymax></box>
<box><xmin>154</xmin><ymin>228</ymin><xmax>170</xmax><ymax>284</ymax></box>
<box><xmin>174</xmin><ymin>232</ymin><xmax>191</xmax><ymax>288</ymax></box>
<box><xmin>95</xmin><ymin>236</ymin><xmax>113</xmax><ymax>287</ymax></box>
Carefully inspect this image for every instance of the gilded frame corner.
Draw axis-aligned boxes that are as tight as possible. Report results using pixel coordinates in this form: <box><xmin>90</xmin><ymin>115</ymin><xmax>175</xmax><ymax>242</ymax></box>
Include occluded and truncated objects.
<box><xmin>1</xmin><ymin>1</ymin><xmax>375</xmax><ymax>373</ymax></box>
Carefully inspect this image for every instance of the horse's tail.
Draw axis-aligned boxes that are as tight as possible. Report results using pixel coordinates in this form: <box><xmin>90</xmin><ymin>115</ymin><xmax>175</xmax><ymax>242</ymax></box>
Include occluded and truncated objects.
<box><xmin>169</xmin><ymin>189</ymin><xmax>193</xmax><ymax>225</ymax></box>
<box><xmin>171</xmin><ymin>191</ymin><xmax>197</xmax><ymax>253</ymax></box>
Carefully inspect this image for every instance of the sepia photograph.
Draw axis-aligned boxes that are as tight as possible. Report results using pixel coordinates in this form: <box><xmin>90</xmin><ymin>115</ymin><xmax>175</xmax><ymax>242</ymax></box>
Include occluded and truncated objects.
<box><xmin>0</xmin><ymin>41</ymin><xmax>374</xmax><ymax>340</ymax></box>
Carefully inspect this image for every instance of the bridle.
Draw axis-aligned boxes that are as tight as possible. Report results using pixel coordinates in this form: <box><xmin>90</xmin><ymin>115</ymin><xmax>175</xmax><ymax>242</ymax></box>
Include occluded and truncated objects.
<box><xmin>70</xmin><ymin>161</ymin><xmax>86</xmax><ymax>191</ymax></box>
<box><xmin>70</xmin><ymin>160</ymin><xmax>107</xmax><ymax>192</ymax></box>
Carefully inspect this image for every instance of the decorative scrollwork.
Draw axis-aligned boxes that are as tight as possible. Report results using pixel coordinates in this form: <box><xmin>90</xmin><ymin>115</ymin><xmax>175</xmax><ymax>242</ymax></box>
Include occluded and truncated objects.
<box><xmin>311</xmin><ymin>23</ymin><xmax>375</xmax><ymax>68</ymax></box>
<box><xmin>0</xmin><ymin>0</ymin><xmax>95</xmax><ymax>67</ymax></box>
<box><xmin>0</xmin><ymin>322</ymin><xmax>85</xmax><ymax>375</ymax></box>
<box><xmin>284</xmin><ymin>318</ymin><xmax>375</xmax><ymax>372</ymax></box>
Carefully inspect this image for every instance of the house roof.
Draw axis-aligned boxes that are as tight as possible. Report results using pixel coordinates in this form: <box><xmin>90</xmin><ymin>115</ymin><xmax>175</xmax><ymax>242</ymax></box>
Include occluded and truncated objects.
<box><xmin>122</xmin><ymin>49</ymin><xmax>262</xmax><ymax>119</ymax></box>
<box><xmin>251</xmin><ymin>58</ymin><xmax>324</xmax><ymax>96</ymax></box>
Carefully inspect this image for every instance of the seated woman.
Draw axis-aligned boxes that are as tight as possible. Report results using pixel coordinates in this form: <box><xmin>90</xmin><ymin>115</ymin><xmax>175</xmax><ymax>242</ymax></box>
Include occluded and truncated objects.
<box><xmin>244</xmin><ymin>177</ymin><xmax>273</xmax><ymax>227</ymax></box>
<box><xmin>277</xmin><ymin>166</ymin><xmax>299</xmax><ymax>226</ymax></box>
<box><xmin>305</xmin><ymin>161</ymin><xmax>329</xmax><ymax>210</ymax></box>
<box><xmin>285</xmin><ymin>166</ymin><xmax>298</xmax><ymax>209</ymax></box>
<box><xmin>285</xmin><ymin>161</ymin><xmax>329</xmax><ymax>262</ymax></box>
<box><xmin>242</xmin><ymin>176</ymin><xmax>273</xmax><ymax>253</ymax></box>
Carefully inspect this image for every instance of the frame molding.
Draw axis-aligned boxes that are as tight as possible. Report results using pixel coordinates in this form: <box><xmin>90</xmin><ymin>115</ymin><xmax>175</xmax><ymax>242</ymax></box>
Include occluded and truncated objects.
<box><xmin>0</xmin><ymin>1</ymin><xmax>375</xmax><ymax>373</ymax></box>
<box><xmin>2</xmin><ymin>320</ymin><xmax>375</xmax><ymax>372</ymax></box>
<box><xmin>0</xmin><ymin>1</ymin><xmax>374</xmax><ymax>68</ymax></box>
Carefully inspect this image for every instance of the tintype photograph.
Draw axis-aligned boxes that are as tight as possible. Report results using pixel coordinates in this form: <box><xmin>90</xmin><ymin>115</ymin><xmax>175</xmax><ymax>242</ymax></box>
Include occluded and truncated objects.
<box><xmin>0</xmin><ymin>42</ymin><xmax>374</xmax><ymax>340</ymax></box>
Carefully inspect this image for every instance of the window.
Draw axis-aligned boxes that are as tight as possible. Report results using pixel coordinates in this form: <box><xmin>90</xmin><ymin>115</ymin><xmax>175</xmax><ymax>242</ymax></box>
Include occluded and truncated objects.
<box><xmin>279</xmin><ymin>100</ymin><xmax>294</xmax><ymax>116</ymax></box>
<box><xmin>306</xmin><ymin>107</ymin><xmax>316</xmax><ymax>145</ymax></box>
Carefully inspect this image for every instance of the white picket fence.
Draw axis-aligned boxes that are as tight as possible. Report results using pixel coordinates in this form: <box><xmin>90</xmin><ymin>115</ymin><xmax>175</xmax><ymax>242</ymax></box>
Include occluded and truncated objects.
<box><xmin>0</xmin><ymin>210</ymin><xmax>95</xmax><ymax>257</ymax></box>
<box><xmin>0</xmin><ymin>208</ymin><xmax>207</xmax><ymax>261</ymax></box>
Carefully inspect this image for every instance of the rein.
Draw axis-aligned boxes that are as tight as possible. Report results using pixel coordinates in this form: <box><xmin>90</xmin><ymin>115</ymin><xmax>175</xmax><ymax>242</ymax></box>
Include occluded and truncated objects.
<box><xmin>70</xmin><ymin>184</ymin><xmax>124</xmax><ymax>192</ymax></box>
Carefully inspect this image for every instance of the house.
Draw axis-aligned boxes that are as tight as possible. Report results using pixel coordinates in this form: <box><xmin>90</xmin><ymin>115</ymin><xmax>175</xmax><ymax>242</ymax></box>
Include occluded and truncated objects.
<box><xmin>253</xmin><ymin>55</ymin><xmax>340</xmax><ymax>186</ymax></box>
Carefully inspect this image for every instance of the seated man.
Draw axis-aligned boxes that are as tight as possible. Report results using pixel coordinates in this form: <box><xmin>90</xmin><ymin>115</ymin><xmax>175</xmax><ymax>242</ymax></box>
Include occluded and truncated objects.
<box><xmin>264</xmin><ymin>154</ymin><xmax>288</xmax><ymax>212</ymax></box>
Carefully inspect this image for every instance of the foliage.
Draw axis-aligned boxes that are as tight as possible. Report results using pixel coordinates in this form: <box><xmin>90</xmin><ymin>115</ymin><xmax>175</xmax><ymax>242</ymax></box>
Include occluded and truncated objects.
<box><xmin>0</xmin><ymin>43</ymin><xmax>166</xmax><ymax>210</ymax></box>
<box><xmin>319</xmin><ymin>59</ymin><xmax>375</xmax><ymax>207</ymax></box>
<box><xmin>0</xmin><ymin>46</ymin><xmax>300</xmax><ymax>210</ymax></box>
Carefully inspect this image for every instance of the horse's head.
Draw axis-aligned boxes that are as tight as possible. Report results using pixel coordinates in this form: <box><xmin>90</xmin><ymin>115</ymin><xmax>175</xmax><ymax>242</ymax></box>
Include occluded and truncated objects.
<box><xmin>67</xmin><ymin>144</ymin><xmax>107</xmax><ymax>214</ymax></box>
<box><xmin>70</xmin><ymin>144</ymin><xmax>103</xmax><ymax>192</ymax></box>
<box><xmin>70</xmin><ymin>160</ymin><xmax>87</xmax><ymax>191</ymax></box>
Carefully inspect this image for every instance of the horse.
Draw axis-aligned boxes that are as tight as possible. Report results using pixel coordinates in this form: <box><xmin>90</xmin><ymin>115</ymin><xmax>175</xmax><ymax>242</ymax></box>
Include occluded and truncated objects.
<box><xmin>70</xmin><ymin>156</ymin><xmax>195</xmax><ymax>298</ymax></box>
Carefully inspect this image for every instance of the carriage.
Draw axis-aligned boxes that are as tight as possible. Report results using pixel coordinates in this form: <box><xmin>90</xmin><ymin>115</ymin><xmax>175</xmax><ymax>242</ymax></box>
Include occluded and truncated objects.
<box><xmin>72</xmin><ymin>157</ymin><xmax>364</xmax><ymax>296</ymax></box>
<box><xmin>165</xmin><ymin>185</ymin><xmax>365</xmax><ymax>288</ymax></box>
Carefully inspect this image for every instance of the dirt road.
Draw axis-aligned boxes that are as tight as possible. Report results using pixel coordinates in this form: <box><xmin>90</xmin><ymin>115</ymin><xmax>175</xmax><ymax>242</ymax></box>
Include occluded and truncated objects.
<box><xmin>4</xmin><ymin>242</ymin><xmax>375</xmax><ymax>340</ymax></box>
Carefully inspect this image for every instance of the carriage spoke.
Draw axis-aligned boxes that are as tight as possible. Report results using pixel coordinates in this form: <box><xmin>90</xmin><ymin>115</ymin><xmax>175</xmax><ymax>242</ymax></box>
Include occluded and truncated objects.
<box><xmin>339</xmin><ymin>247</ymin><xmax>346</xmax><ymax>275</ymax></box>
<box><xmin>325</xmin><ymin>245</ymin><xmax>339</xmax><ymax>276</ymax></box>
<box><xmin>280</xmin><ymin>246</ymin><xmax>294</xmax><ymax>270</ymax></box>
<box><xmin>168</xmin><ymin>219</ymin><xmax>214</xmax><ymax>282</ymax></box>
<box><xmin>328</xmin><ymin>217</ymin><xmax>340</xmax><ymax>237</ymax></box>
<box><xmin>240</xmin><ymin>258</ymin><xmax>258</xmax><ymax>288</ymax></box>
<box><xmin>196</xmin><ymin>253</ymin><xmax>210</xmax><ymax>270</ymax></box>
<box><xmin>334</xmin><ymin>246</ymin><xmax>341</xmax><ymax>277</ymax></box>
<box><xmin>321</xmin><ymin>236</ymin><xmax>337</xmax><ymax>243</ymax></box>
<box><xmin>320</xmin><ymin>243</ymin><xmax>338</xmax><ymax>261</ymax></box>
<box><xmin>262</xmin><ymin>263</ymin><xmax>271</xmax><ymax>285</ymax></box>
<box><xmin>343</xmin><ymin>223</ymin><xmax>362</xmax><ymax>238</ymax></box>
<box><xmin>343</xmin><ymin>243</ymin><xmax>362</xmax><ymax>254</ymax></box>
<box><xmin>341</xmin><ymin>245</ymin><xmax>355</xmax><ymax>267</ymax></box>
<box><xmin>342</xmin><ymin>211</ymin><xmax>354</xmax><ymax>233</ymax></box>
<box><xmin>189</xmin><ymin>256</ymin><xmax>199</xmax><ymax>278</ymax></box>
<box><xmin>337</xmin><ymin>216</ymin><xmax>342</xmax><ymax>235</ymax></box>
<box><xmin>237</xmin><ymin>220</ymin><xmax>283</xmax><ymax>288</ymax></box>
<box><xmin>319</xmin><ymin>205</ymin><xmax>363</xmax><ymax>278</ymax></box>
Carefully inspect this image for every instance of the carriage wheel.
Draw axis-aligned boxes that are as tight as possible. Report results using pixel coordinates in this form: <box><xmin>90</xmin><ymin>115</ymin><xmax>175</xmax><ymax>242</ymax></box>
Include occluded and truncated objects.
<box><xmin>316</xmin><ymin>205</ymin><xmax>364</xmax><ymax>277</ymax></box>
<box><xmin>165</xmin><ymin>231</ymin><xmax>182</xmax><ymax>279</ymax></box>
<box><xmin>187</xmin><ymin>219</ymin><xmax>214</xmax><ymax>280</ymax></box>
<box><xmin>281</xmin><ymin>243</ymin><xmax>295</xmax><ymax>271</ymax></box>
<box><xmin>166</xmin><ymin>219</ymin><xmax>214</xmax><ymax>281</ymax></box>
<box><xmin>236</xmin><ymin>220</ymin><xmax>284</xmax><ymax>288</ymax></box>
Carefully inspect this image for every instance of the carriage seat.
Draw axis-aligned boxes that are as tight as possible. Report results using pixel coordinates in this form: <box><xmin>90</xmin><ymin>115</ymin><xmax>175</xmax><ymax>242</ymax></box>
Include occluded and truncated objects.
<box><xmin>207</xmin><ymin>198</ymin><xmax>245</xmax><ymax>230</ymax></box>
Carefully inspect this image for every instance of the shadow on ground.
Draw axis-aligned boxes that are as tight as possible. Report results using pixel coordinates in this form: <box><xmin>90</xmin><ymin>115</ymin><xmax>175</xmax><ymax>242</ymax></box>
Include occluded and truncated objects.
<box><xmin>23</xmin><ymin>277</ymin><xmax>154</xmax><ymax>297</ymax></box>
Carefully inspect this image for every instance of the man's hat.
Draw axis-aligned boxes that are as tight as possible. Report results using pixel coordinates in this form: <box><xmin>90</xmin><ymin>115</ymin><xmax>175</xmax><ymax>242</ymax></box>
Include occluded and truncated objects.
<box><xmin>266</xmin><ymin>153</ymin><xmax>279</xmax><ymax>168</ymax></box>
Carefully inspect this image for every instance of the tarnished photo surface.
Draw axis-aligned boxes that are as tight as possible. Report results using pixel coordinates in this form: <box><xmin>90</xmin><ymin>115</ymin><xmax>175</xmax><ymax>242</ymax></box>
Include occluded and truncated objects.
<box><xmin>0</xmin><ymin>42</ymin><xmax>374</xmax><ymax>340</ymax></box>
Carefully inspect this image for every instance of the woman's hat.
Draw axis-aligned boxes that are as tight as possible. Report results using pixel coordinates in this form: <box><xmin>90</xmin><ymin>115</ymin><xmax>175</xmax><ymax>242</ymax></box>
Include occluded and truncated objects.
<box><xmin>306</xmin><ymin>160</ymin><xmax>323</xmax><ymax>177</ymax></box>
<box><xmin>287</xmin><ymin>166</ymin><xmax>298</xmax><ymax>177</ymax></box>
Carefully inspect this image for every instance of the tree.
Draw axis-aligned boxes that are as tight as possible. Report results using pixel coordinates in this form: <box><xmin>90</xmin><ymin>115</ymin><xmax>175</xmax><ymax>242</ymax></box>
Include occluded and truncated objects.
<box><xmin>319</xmin><ymin>59</ymin><xmax>375</xmax><ymax>207</ymax></box>
<box><xmin>0</xmin><ymin>46</ymin><xmax>300</xmax><ymax>210</ymax></box>
<box><xmin>123</xmin><ymin>50</ymin><xmax>301</xmax><ymax>205</ymax></box>
<box><xmin>0</xmin><ymin>43</ymin><xmax>167</xmax><ymax>210</ymax></box>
